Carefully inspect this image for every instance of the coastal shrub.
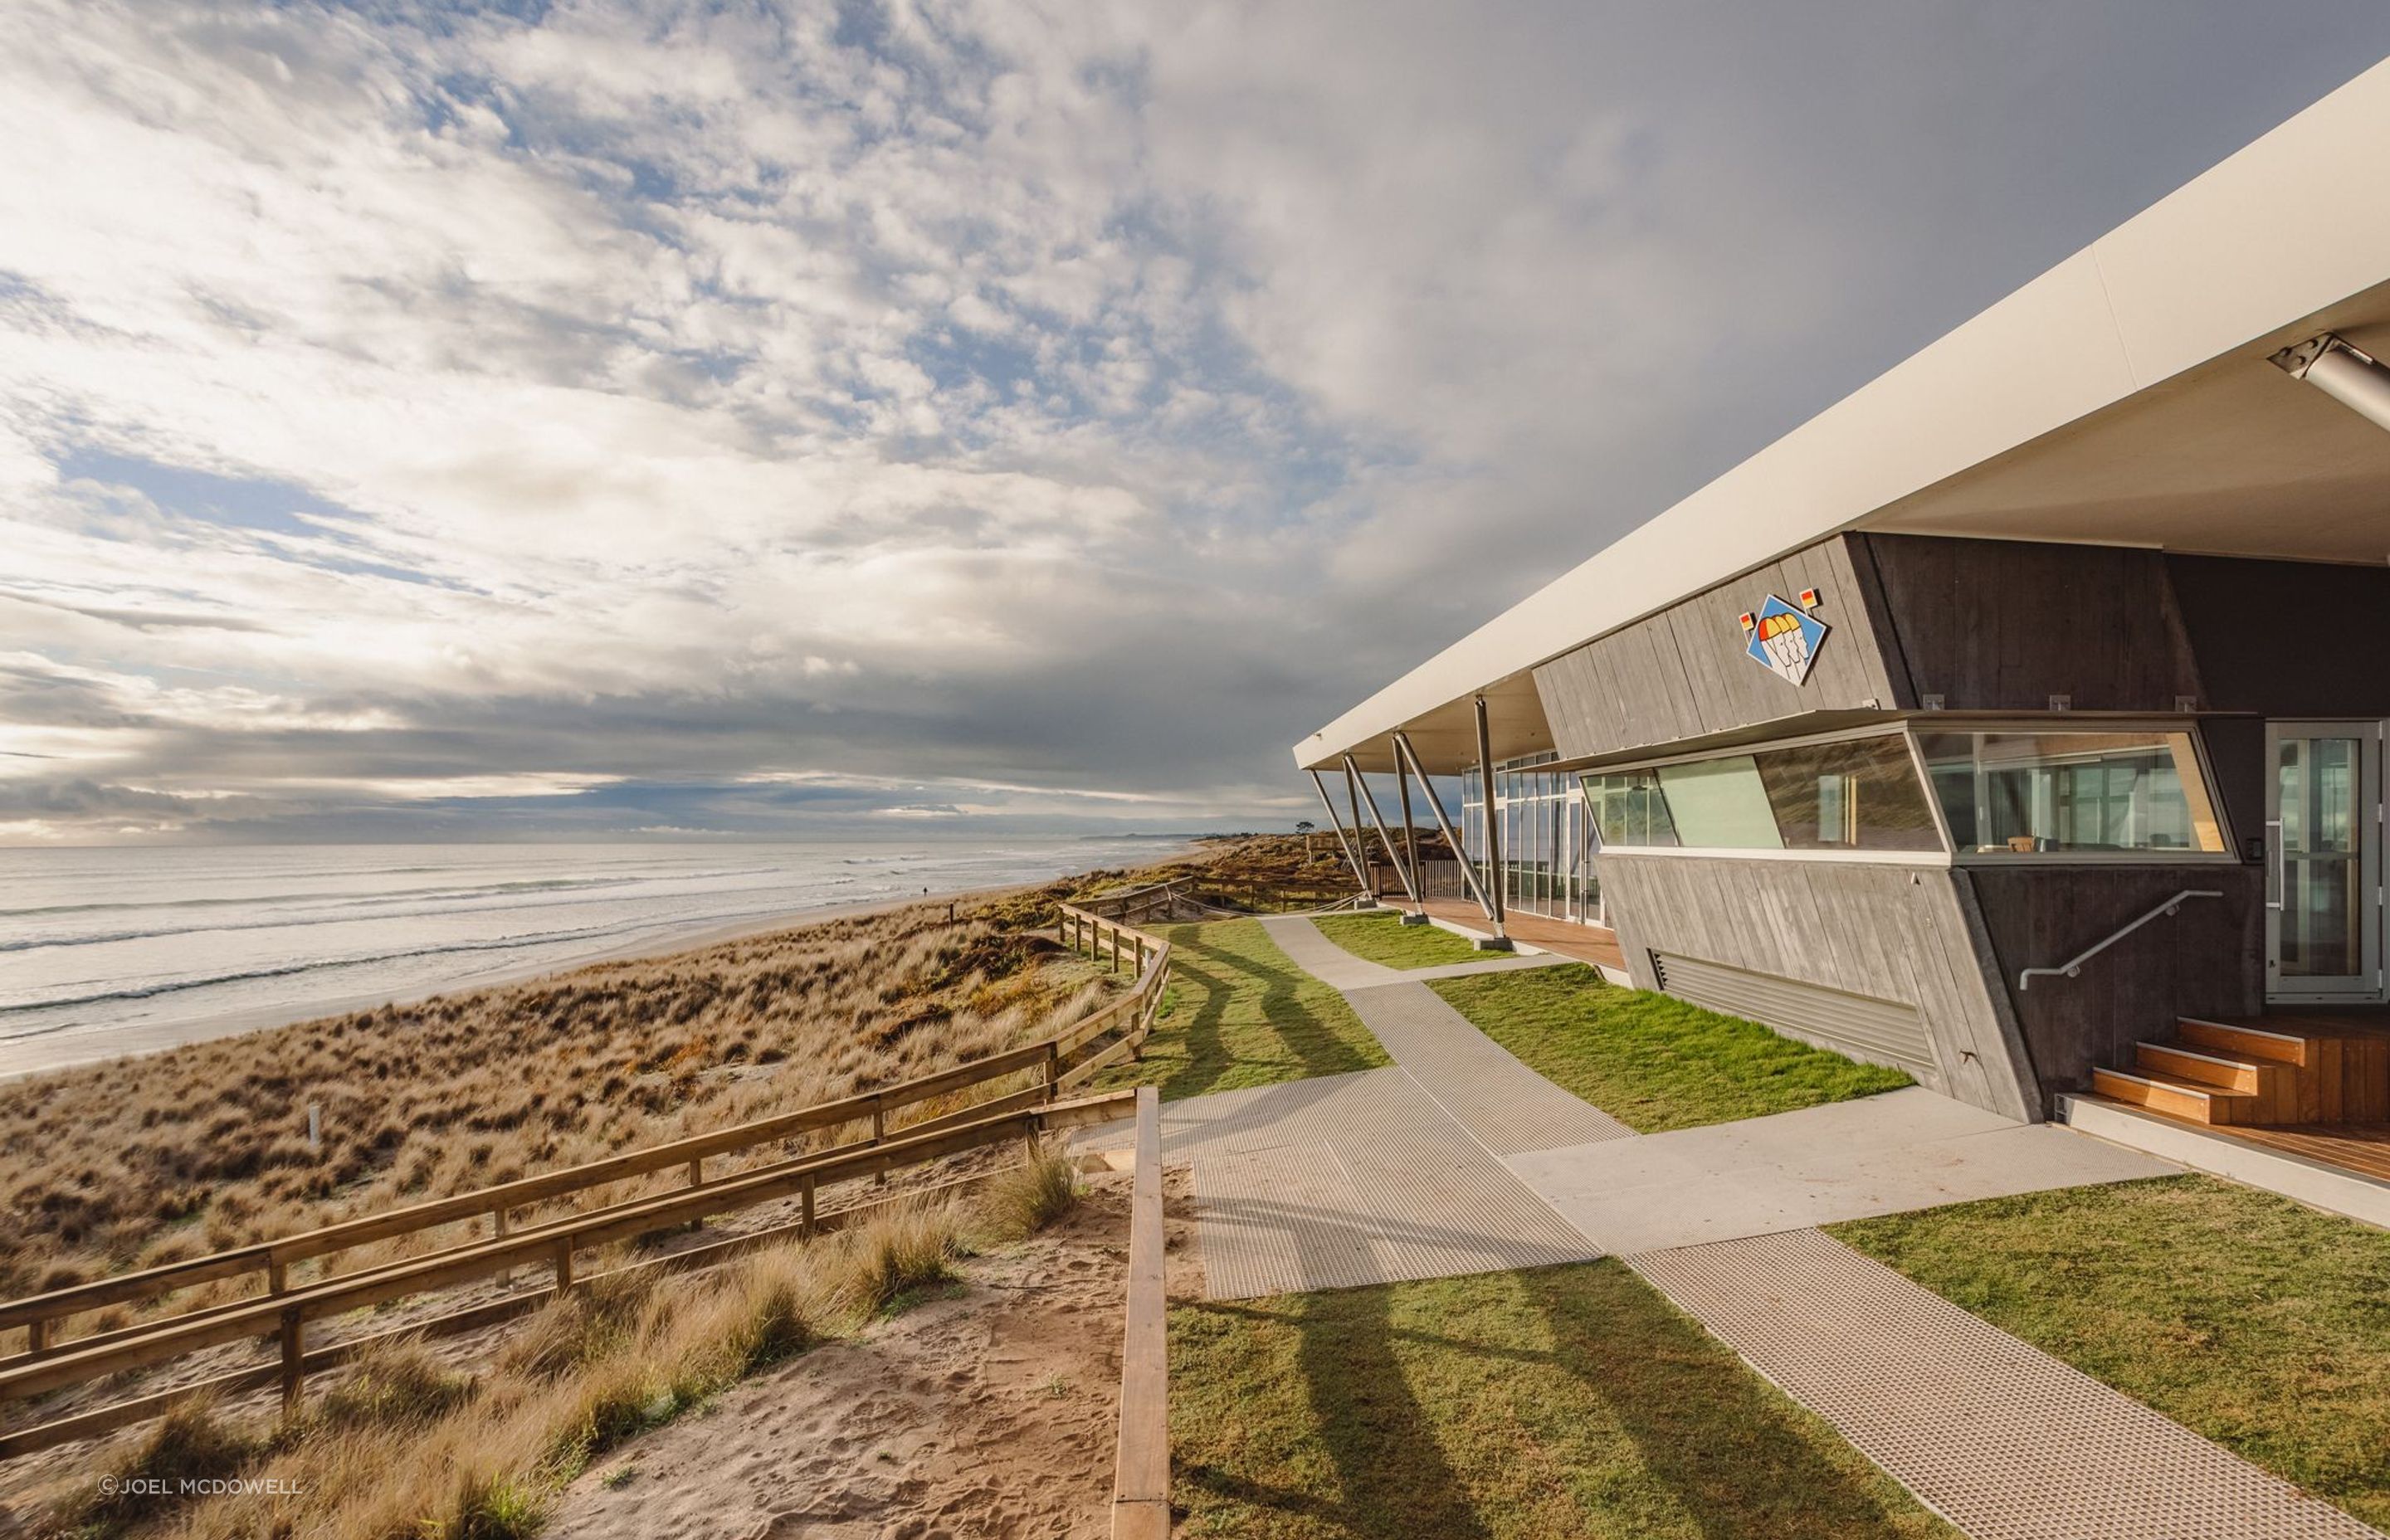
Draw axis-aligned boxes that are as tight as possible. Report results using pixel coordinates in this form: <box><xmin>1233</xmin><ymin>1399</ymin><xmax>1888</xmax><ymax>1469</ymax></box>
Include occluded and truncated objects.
<box><xmin>982</xmin><ymin>1150</ymin><xmax>1082</xmax><ymax>1239</ymax></box>
<box><xmin>56</xmin><ymin>1399</ymin><xmax>261</xmax><ymax>1538</ymax></box>
<box><xmin>315</xmin><ymin>1338</ymin><xmax>475</xmax><ymax>1431</ymax></box>
<box><xmin>843</xmin><ymin>1201</ymin><xmax>963</xmax><ymax>1313</ymax></box>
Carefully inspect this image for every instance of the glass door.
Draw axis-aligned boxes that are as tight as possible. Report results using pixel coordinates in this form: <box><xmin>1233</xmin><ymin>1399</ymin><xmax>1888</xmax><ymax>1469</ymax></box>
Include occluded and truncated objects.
<box><xmin>2266</xmin><ymin>722</ymin><xmax>2384</xmax><ymax>1001</ymax></box>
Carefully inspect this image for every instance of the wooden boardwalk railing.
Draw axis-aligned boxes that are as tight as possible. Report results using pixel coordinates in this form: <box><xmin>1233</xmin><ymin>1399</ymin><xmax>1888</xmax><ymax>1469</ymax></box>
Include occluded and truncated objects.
<box><xmin>0</xmin><ymin>924</ymin><xmax>1175</xmax><ymax>1459</ymax></box>
<box><xmin>1111</xmin><ymin>1084</ymin><xmax>1168</xmax><ymax>1540</ymax></box>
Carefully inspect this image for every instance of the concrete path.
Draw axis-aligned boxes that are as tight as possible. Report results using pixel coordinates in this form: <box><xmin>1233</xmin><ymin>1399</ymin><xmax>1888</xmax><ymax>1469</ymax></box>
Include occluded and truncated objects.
<box><xmin>1511</xmin><ymin>1084</ymin><xmax>2173</xmax><ymax>1253</ymax></box>
<box><xmin>1256</xmin><ymin>911</ymin><xmax>1564</xmax><ymax>991</ymax></box>
<box><xmin>1128</xmin><ymin>914</ymin><xmax>2386</xmax><ymax>1539</ymax></box>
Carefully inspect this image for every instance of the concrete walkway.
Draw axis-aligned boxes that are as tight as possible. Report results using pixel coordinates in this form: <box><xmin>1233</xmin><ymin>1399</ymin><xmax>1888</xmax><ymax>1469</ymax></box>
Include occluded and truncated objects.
<box><xmin>1126</xmin><ymin>914</ymin><xmax>2381</xmax><ymax>1540</ymax></box>
<box><xmin>1256</xmin><ymin>911</ymin><xmax>1565</xmax><ymax>991</ymax></box>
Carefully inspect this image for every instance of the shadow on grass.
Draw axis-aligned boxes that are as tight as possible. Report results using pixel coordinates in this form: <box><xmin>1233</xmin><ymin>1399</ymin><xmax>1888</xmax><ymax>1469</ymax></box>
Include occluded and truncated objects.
<box><xmin>1134</xmin><ymin>922</ymin><xmax>1385</xmax><ymax>1103</ymax></box>
<box><xmin>1177</xmin><ymin>1263</ymin><xmax>1944</xmax><ymax>1539</ymax></box>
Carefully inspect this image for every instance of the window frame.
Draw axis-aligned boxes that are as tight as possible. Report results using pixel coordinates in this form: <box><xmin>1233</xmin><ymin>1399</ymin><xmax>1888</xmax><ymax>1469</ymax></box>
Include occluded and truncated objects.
<box><xmin>1910</xmin><ymin>719</ymin><xmax>2241</xmax><ymax>866</ymax></box>
<box><xmin>1580</xmin><ymin>724</ymin><xmax>1952</xmax><ymax>865</ymax></box>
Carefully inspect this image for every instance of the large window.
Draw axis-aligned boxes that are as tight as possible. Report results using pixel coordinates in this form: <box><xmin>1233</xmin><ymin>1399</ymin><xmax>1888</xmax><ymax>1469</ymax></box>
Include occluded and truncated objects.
<box><xmin>1461</xmin><ymin>753</ymin><xmax>1602</xmax><ymax>921</ymax></box>
<box><xmin>1915</xmin><ymin>730</ymin><xmax>2226</xmax><ymax>856</ymax></box>
<box><xmin>1584</xmin><ymin>733</ymin><xmax>1942</xmax><ymax>854</ymax></box>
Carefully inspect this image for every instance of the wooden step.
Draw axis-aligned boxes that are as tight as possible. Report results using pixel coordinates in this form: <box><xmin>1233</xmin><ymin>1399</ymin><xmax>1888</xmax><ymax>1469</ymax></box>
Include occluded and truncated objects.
<box><xmin>2090</xmin><ymin>1066</ymin><xmax>2261</xmax><ymax>1126</ymax></box>
<box><xmin>2135</xmin><ymin>1040</ymin><xmax>2263</xmax><ymax>1092</ymax></box>
<box><xmin>2177</xmin><ymin>1016</ymin><xmax>2313</xmax><ymax>1067</ymax></box>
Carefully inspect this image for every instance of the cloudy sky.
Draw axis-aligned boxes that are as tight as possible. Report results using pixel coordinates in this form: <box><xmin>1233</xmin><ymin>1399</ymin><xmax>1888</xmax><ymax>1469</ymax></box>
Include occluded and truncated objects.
<box><xmin>5</xmin><ymin>2</ymin><xmax>2388</xmax><ymax>843</ymax></box>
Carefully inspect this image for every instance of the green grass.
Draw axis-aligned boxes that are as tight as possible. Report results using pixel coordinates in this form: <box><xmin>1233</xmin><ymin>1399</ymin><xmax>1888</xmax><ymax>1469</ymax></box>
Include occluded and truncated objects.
<box><xmin>1171</xmin><ymin>1260</ymin><xmax>1956</xmax><ymax>1539</ymax></box>
<box><xmin>1831</xmin><ymin>1175</ymin><xmax>2390</xmax><ymax>1528</ymax></box>
<box><xmin>1427</xmin><ymin>965</ymin><xmax>1911</xmax><ymax>1132</ymax></box>
<box><xmin>1311</xmin><ymin>910</ymin><xmax>1485</xmax><ymax>968</ymax></box>
<box><xmin>1093</xmin><ymin>919</ymin><xmax>1390</xmax><ymax>1101</ymax></box>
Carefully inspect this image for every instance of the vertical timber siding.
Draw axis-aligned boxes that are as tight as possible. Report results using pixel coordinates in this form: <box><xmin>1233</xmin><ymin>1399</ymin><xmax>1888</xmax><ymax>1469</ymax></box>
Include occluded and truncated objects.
<box><xmin>1532</xmin><ymin>534</ymin><xmax>1908</xmax><ymax>760</ymax></box>
<box><xmin>1599</xmin><ymin>853</ymin><xmax>2038</xmax><ymax>1121</ymax></box>
<box><xmin>1965</xmin><ymin>865</ymin><xmax>2265</xmax><ymax>1094</ymax></box>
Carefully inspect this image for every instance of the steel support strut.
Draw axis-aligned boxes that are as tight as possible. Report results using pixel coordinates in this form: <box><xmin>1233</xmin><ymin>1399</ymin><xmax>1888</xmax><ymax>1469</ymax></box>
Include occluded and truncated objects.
<box><xmin>1342</xmin><ymin>754</ymin><xmax>1420</xmax><ymax>907</ymax></box>
<box><xmin>1473</xmin><ymin>695</ymin><xmax>1507</xmax><ymax>933</ymax></box>
<box><xmin>1391</xmin><ymin>730</ymin><xmax>1502</xmax><ymax>931</ymax></box>
<box><xmin>1396</xmin><ymin>753</ymin><xmax>1422</xmax><ymax>914</ymax></box>
<box><xmin>1306</xmin><ymin>768</ymin><xmax>1372</xmax><ymax>894</ymax></box>
<box><xmin>1340</xmin><ymin>759</ymin><xmax>1377</xmax><ymax>899</ymax></box>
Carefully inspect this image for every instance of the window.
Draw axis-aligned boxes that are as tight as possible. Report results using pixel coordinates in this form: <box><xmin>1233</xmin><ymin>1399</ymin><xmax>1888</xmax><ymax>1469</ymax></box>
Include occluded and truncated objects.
<box><xmin>1915</xmin><ymin>730</ymin><xmax>2226</xmax><ymax>856</ymax></box>
<box><xmin>1585</xmin><ymin>733</ymin><xmax>1940</xmax><ymax>853</ymax></box>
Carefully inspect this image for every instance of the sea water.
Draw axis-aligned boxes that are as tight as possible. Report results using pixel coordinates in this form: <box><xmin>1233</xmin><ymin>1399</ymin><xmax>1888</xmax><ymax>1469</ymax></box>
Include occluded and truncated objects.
<box><xmin>0</xmin><ymin>839</ymin><xmax>1181</xmax><ymax>1077</ymax></box>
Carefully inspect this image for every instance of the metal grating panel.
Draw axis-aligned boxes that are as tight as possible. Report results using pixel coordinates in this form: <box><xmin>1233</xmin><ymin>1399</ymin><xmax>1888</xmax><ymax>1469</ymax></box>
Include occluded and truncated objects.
<box><xmin>1630</xmin><ymin>1228</ymin><xmax>2384</xmax><ymax>1540</ymax></box>
<box><xmin>1653</xmin><ymin>951</ymin><xmax>1934</xmax><ymax>1071</ymax></box>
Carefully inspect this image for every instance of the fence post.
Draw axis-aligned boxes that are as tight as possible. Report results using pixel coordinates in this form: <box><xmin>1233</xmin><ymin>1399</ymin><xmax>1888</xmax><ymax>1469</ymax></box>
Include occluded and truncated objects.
<box><xmin>495</xmin><ymin>1206</ymin><xmax>513</xmax><ymax>1287</ymax></box>
<box><xmin>24</xmin><ymin>1318</ymin><xmax>48</xmax><ymax>1356</ymax></box>
<box><xmin>266</xmin><ymin>1259</ymin><xmax>287</xmax><ymax>1295</ymax></box>
<box><xmin>278</xmin><ymin>1307</ymin><xmax>304</xmax><ymax>1415</ymax></box>
<box><xmin>871</xmin><ymin>1095</ymin><xmax>887</xmax><ymax>1187</ymax></box>
<box><xmin>553</xmin><ymin>1239</ymin><xmax>575</xmax><ymax>1294</ymax></box>
<box><xmin>801</xmin><ymin>1175</ymin><xmax>817</xmax><ymax>1237</ymax></box>
<box><xmin>686</xmin><ymin>1157</ymin><xmax>704</xmax><ymax>1188</ymax></box>
<box><xmin>1044</xmin><ymin>1040</ymin><xmax>1061</xmax><ymax>1102</ymax></box>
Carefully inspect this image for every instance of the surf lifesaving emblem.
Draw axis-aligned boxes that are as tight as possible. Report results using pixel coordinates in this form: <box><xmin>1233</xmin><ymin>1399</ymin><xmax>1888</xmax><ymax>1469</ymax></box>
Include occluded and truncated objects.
<box><xmin>1739</xmin><ymin>589</ymin><xmax>1828</xmax><ymax>686</ymax></box>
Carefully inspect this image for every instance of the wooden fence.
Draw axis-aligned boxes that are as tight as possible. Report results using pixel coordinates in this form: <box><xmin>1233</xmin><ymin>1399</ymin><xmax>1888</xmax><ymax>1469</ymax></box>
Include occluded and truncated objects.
<box><xmin>1110</xmin><ymin>1084</ymin><xmax>1168</xmax><ymax>1539</ymax></box>
<box><xmin>0</xmin><ymin>925</ymin><xmax>1173</xmax><ymax>1460</ymax></box>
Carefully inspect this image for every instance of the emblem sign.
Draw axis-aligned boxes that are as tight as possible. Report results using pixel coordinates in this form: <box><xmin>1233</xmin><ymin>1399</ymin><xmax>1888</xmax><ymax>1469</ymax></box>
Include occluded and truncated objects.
<box><xmin>1739</xmin><ymin>589</ymin><xmax>1828</xmax><ymax>686</ymax></box>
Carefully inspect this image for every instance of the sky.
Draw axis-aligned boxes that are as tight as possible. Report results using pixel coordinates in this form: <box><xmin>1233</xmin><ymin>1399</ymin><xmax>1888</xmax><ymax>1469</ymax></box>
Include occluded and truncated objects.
<box><xmin>5</xmin><ymin>2</ymin><xmax>2390</xmax><ymax>844</ymax></box>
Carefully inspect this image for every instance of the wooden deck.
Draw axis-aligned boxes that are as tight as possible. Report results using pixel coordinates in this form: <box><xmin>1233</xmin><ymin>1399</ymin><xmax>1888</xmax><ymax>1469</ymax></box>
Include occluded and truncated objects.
<box><xmin>1416</xmin><ymin>899</ymin><xmax>1627</xmax><ymax>972</ymax></box>
<box><xmin>2193</xmin><ymin>1119</ymin><xmax>2390</xmax><ymax>1183</ymax></box>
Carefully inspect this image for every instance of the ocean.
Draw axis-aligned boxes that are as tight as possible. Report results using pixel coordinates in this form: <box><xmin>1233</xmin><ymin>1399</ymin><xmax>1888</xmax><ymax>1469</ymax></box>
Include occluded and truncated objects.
<box><xmin>0</xmin><ymin>838</ymin><xmax>1183</xmax><ymax>1079</ymax></box>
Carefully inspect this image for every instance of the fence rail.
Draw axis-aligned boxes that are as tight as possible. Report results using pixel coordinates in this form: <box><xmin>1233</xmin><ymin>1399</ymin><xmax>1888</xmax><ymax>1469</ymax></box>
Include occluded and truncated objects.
<box><xmin>0</xmin><ymin>915</ymin><xmax>1173</xmax><ymax>1456</ymax></box>
<box><xmin>1110</xmin><ymin>1084</ymin><xmax>1168</xmax><ymax>1539</ymax></box>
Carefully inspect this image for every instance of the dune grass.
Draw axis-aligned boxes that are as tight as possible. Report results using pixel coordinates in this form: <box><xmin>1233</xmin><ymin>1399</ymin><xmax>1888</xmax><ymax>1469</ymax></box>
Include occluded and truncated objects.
<box><xmin>1310</xmin><ymin>910</ymin><xmax>1485</xmax><ymax>969</ymax></box>
<box><xmin>67</xmin><ymin>1195</ymin><xmax>996</xmax><ymax>1540</ymax></box>
<box><xmin>1427</xmin><ymin>964</ymin><xmax>1911</xmax><ymax>1132</ymax></box>
<box><xmin>1171</xmin><ymin>1260</ymin><xmax>1956</xmax><ymax>1539</ymax></box>
<box><xmin>1092</xmin><ymin>919</ymin><xmax>1389</xmax><ymax>1102</ymax></box>
<box><xmin>1831</xmin><ymin>1175</ymin><xmax>2390</xmax><ymax>1529</ymax></box>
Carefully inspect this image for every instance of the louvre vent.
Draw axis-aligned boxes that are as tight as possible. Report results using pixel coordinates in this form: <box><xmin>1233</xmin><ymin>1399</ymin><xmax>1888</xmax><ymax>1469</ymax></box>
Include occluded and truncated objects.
<box><xmin>1651</xmin><ymin>953</ymin><xmax>1934</xmax><ymax>1074</ymax></box>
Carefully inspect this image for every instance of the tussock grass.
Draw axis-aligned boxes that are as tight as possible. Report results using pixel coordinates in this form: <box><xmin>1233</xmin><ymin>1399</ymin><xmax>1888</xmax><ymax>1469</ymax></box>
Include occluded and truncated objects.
<box><xmin>139</xmin><ymin>1202</ymin><xmax>952</xmax><ymax>1540</ymax></box>
<box><xmin>56</xmin><ymin>1398</ymin><xmax>263</xmax><ymax>1538</ymax></box>
<box><xmin>980</xmin><ymin>1150</ymin><xmax>1081</xmax><ymax>1240</ymax></box>
<box><xmin>0</xmin><ymin>903</ymin><xmax>1106</xmax><ymax>1318</ymax></box>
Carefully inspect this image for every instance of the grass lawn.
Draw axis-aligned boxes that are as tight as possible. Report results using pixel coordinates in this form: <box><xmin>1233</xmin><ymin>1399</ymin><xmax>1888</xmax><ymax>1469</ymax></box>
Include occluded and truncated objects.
<box><xmin>1428</xmin><ymin>964</ymin><xmax>1911</xmax><ymax>1132</ymax></box>
<box><xmin>1091</xmin><ymin>919</ymin><xmax>1389</xmax><ymax>1101</ymax></box>
<box><xmin>1310</xmin><ymin>910</ymin><xmax>1485</xmax><ymax>968</ymax></box>
<box><xmin>1831</xmin><ymin>1175</ymin><xmax>2390</xmax><ymax>1528</ymax></box>
<box><xmin>1171</xmin><ymin>1260</ymin><xmax>1956</xmax><ymax>1539</ymax></box>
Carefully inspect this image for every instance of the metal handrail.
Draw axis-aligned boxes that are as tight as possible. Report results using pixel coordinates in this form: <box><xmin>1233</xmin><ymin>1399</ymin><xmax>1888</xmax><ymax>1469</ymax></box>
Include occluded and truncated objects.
<box><xmin>2016</xmin><ymin>889</ymin><xmax>2222</xmax><ymax>991</ymax></box>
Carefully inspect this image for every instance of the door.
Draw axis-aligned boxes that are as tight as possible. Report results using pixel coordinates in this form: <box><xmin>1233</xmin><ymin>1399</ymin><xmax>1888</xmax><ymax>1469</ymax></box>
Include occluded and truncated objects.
<box><xmin>2266</xmin><ymin>721</ymin><xmax>2385</xmax><ymax>1001</ymax></box>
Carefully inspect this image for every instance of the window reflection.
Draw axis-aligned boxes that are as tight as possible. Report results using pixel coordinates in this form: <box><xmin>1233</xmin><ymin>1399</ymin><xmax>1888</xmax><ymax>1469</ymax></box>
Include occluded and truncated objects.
<box><xmin>1584</xmin><ymin>734</ymin><xmax>1939</xmax><ymax>853</ymax></box>
<box><xmin>1914</xmin><ymin>731</ymin><xmax>2224</xmax><ymax>855</ymax></box>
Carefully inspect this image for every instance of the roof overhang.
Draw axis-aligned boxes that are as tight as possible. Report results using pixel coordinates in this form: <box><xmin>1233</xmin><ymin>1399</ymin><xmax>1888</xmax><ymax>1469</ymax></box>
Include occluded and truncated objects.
<box><xmin>1298</xmin><ymin>56</ymin><xmax>2390</xmax><ymax>774</ymax></box>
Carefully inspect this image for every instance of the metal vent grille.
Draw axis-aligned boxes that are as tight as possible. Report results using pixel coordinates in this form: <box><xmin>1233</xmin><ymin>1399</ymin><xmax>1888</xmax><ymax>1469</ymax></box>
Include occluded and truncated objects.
<box><xmin>1651</xmin><ymin>952</ymin><xmax>1933</xmax><ymax>1073</ymax></box>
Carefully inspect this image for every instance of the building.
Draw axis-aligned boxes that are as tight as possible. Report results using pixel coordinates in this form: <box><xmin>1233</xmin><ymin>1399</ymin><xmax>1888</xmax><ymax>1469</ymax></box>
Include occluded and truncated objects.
<box><xmin>1295</xmin><ymin>58</ymin><xmax>2390</xmax><ymax>1137</ymax></box>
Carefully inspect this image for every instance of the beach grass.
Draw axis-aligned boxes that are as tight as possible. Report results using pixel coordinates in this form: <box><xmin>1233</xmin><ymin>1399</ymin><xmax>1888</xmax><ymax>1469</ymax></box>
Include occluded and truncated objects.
<box><xmin>1171</xmin><ymin>1260</ymin><xmax>1957</xmax><ymax>1539</ymax></box>
<box><xmin>1090</xmin><ymin>918</ymin><xmax>1390</xmax><ymax>1102</ymax></box>
<box><xmin>1831</xmin><ymin>1175</ymin><xmax>2390</xmax><ymax>1528</ymax></box>
<box><xmin>1310</xmin><ymin>910</ymin><xmax>1485</xmax><ymax>968</ymax></box>
<box><xmin>1427</xmin><ymin>964</ymin><xmax>1911</xmax><ymax>1131</ymax></box>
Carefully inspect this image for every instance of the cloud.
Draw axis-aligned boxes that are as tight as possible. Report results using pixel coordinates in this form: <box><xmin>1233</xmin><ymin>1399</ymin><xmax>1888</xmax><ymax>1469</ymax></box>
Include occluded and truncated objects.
<box><xmin>2</xmin><ymin>1</ymin><xmax>2387</xmax><ymax>841</ymax></box>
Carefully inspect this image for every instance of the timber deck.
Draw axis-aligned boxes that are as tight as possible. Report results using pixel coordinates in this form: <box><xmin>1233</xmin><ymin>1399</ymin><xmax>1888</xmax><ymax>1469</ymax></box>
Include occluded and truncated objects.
<box><xmin>1416</xmin><ymin>899</ymin><xmax>1627</xmax><ymax>971</ymax></box>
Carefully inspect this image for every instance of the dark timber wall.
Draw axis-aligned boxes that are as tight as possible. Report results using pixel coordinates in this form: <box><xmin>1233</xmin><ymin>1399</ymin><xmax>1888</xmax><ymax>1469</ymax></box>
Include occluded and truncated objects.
<box><xmin>1963</xmin><ymin>865</ymin><xmax>2266</xmax><ymax>1094</ymax></box>
<box><xmin>1538</xmin><ymin>531</ymin><xmax>2388</xmax><ymax>1118</ymax></box>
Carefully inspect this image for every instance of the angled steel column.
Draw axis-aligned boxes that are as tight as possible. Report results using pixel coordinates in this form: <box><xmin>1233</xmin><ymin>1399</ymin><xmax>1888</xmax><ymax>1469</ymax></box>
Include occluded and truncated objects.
<box><xmin>1395</xmin><ymin>747</ymin><xmax>1422</xmax><ymax>913</ymax></box>
<box><xmin>1340</xmin><ymin>759</ymin><xmax>1378</xmax><ymax>899</ymax></box>
<box><xmin>1342</xmin><ymin>753</ymin><xmax>1420</xmax><ymax>906</ymax></box>
<box><xmin>1306</xmin><ymin>768</ymin><xmax>1371</xmax><ymax>893</ymax></box>
<box><xmin>1473</xmin><ymin>694</ymin><xmax>1507</xmax><ymax>934</ymax></box>
<box><xmin>1392</xmin><ymin>730</ymin><xmax>1501</xmax><ymax>928</ymax></box>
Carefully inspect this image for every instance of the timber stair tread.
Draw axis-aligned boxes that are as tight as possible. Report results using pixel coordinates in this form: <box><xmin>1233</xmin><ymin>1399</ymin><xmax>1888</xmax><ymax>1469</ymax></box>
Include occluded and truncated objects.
<box><xmin>2089</xmin><ymin>1065</ymin><xmax>2259</xmax><ymax>1125</ymax></box>
<box><xmin>2090</xmin><ymin>1013</ymin><xmax>2390</xmax><ymax>1128</ymax></box>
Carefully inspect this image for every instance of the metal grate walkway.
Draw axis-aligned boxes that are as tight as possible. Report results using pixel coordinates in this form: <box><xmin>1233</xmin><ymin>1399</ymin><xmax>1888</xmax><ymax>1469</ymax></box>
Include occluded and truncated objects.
<box><xmin>1631</xmin><ymin>1228</ymin><xmax>2384</xmax><ymax>1540</ymax></box>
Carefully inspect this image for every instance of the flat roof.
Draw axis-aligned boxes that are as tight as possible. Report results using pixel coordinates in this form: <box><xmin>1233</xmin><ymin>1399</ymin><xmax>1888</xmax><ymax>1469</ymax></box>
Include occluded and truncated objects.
<box><xmin>1299</xmin><ymin>56</ymin><xmax>2390</xmax><ymax>772</ymax></box>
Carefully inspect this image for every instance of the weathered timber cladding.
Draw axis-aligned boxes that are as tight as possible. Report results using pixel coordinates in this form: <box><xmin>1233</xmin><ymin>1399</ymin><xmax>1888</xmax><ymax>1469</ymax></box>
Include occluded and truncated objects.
<box><xmin>1864</xmin><ymin>535</ymin><xmax>2203</xmax><ymax>711</ymax></box>
<box><xmin>1598</xmin><ymin>852</ymin><xmax>2038</xmax><ymax>1120</ymax></box>
<box><xmin>1965</xmin><ymin>865</ymin><xmax>2266</xmax><ymax>1094</ymax></box>
<box><xmin>1532</xmin><ymin>534</ymin><xmax>1906</xmax><ymax>759</ymax></box>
